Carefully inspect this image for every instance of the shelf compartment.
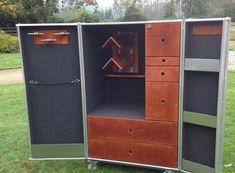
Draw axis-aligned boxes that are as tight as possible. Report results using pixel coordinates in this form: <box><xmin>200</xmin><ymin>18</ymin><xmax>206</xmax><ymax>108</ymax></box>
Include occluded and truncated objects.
<box><xmin>88</xmin><ymin>101</ymin><xmax>144</xmax><ymax>119</ymax></box>
<box><xmin>104</xmin><ymin>74</ymin><xmax>145</xmax><ymax>78</ymax></box>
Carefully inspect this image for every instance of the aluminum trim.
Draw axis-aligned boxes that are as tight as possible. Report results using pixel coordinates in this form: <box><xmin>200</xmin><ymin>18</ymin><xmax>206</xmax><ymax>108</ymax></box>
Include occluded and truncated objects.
<box><xmin>184</xmin><ymin>58</ymin><xmax>220</xmax><ymax>72</ymax></box>
<box><xmin>31</xmin><ymin>143</ymin><xmax>85</xmax><ymax>158</ymax></box>
<box><xmin>81</xmin><ymin>19</ymin><xmax>183</xmax><ymax>26</ymax></box>
<box><xmin>178</xmin><ymin>20</ymin><xmax>186</xmax><ymax>170</ymax></box>
<box><xmin>16</xmin><ymin>23</ymin><xmax>78</xmax><ymax>27</ymax></box>
<box><xmin>88</xmin><ymin>157</ymin><xmax>179</xmax><ymax>171</ymax></box>
<box><xmin>215</xmin><ymin>18</ymin><xmax>231</xmax><ymax>173</ymax></box>
<box><xmin>183</xmin><ymin>111</ymin><xmax>217</xmax><ymax>128</ymax></box>
<box><xmin>182</xmin><ymin>159</ymin><xmax>215</xmax><ymax>173</ymax></box>
<box><xmin>185</xmin><ymin>17</ymin><xmax>230</xmax><ymax>22</ymax></box>
<box><xmin>77</xmin><ymin>24</ymin><xmax>88</xmax><ymax>159</ymax></box>
<box><xmin>30</xmin><ymin>157</ymin><xmax>85</xmax><ymax>161</ymax></box>
<box><xmin>16</xmin><ymin>25</ymin><xmax>33</xmax><ymax>158</ymax></box>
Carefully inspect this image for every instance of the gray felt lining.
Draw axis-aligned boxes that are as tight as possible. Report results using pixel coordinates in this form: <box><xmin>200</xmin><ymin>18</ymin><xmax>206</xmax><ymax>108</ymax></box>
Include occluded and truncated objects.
<box><xmin>20</xmin><ymin>26</ymin><xmax>84</xmax><ymax>144</ymax></box>
<box><xmin>183</xmin><ymin>123</ymin><xmax>216</xmax><ymax>168</ymax></box>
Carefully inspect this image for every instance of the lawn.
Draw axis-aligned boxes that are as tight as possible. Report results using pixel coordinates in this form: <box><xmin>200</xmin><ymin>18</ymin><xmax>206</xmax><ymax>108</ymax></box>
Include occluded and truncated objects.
<box><xmin>231</xmin><ymin>24</ymin><xmax>235</xmax><ymax>40</ymax></box>
<box><xmin>0</xmin><ymin>53</ymin><xmax>21</xmax><ymax>70</ymax></box>
<box><xmin>0</xmin><ymin>72</ymin><xmax>234</xmax><ymax>173</ymax></box>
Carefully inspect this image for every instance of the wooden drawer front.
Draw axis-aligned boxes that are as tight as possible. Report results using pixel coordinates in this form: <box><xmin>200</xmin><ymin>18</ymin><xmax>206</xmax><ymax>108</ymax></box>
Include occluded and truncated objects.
<box><xmin>146</xmin><ymin>66</ymin><xmax>179</xmax><ymax>82</ymax></box>
<box><xmin>146</xmin><ymin>57</ymin><xmax>179</xmax><ymax>66</ymax></box>
<box><xmin>88</xmin><ymin>139</ymin><xmax>177</xmax><ymax>168</ymax></box>
<box><xmin>146</xmin><ymin>82</ymin><xmax>179</xmax><ymax>121</ymax></box>
<box><xmin>88</xmin><ymin>116</ymin><xmax>177</xmax><ymax>145</ymax></box>
<box><xmin>145</xmin><ymin>22</ymin><xmax>180</xmax><ymax>57</ymax></box>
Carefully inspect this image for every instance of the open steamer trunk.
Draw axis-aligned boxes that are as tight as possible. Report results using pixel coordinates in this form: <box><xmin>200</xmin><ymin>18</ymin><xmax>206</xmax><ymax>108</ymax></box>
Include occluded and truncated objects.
<box><xmin>17</xmin><ymin>18</ymin><xmax>230</xmax><ymax>173</ymax></box>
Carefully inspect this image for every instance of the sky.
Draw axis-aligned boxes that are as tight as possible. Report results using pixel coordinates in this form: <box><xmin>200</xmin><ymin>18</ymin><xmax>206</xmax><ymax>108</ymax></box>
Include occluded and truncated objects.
<box><xmin>97</xmin><ymin>0</ymin><xmax>114</xmax><ymax>9</ymax></box>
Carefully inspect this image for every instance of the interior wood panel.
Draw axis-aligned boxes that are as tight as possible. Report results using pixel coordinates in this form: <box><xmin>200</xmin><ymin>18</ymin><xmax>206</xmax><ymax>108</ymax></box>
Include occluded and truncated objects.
<box><xmin>146</xmin><ymin>82</ymin><xmax>179</xmax><ymax>122</ymax></box>
<box><xmin>88</xmin><ymin>139</ymin><xmax>178</xmax><ymax>168</ymax></box>
<box><xmin>88</xmin><ymin>116</ymin><xmax>178</xmax><ymax>145</ymax></box>
<box><xmin>145</xmin><ymin>22</ymin><xmax>180</xmax><ymax>57</ymax></box>
<box><xmin>146</xmin><ymin>57</ymin><xmax>179</xmax><ymax>66</ymax></box>
<box><xmin>146</xmin><ymin>66</ymin><xmax>179</xmax><ymax>82</ymax></box>
<box><xmin>34</xmin><ymin>30</ymin><xmax>69</xmax><ymax>44</ymax></box>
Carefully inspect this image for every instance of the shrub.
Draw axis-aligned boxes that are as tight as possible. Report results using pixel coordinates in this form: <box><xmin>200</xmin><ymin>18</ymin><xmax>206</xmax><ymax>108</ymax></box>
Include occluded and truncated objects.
<box><xmin>0</xmin><ymin>31</ymin><xmax>19</xmax><ymax>53</ymax></box>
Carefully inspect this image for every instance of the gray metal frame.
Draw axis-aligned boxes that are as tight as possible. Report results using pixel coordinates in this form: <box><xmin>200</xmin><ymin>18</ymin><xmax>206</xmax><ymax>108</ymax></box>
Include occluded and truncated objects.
<box><xmin>17</xmin><ymin>18</ymin><xmax>230</xmax><ymax>172</ymax></box>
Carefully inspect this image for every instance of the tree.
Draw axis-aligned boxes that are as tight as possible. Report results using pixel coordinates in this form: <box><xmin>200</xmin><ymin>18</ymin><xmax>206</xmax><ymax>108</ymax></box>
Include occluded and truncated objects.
<box><xmin>164</xmin><ymin>0</ymin><xmax>176</xmax><ymax>19</ymax></box>
<box><xmin>180</xmin><ymin>0</ymin><xmax>211</xmax><ymax>18</ymax></box>
<box><xmin>120</xmin><ymin>6</ymin><xmax>147</xmax><ymax>21</ymax></box>
<box><xmin>58</xmin><ymin>7</ymin><xmax>100</xmax><ymax>22</ymax></box>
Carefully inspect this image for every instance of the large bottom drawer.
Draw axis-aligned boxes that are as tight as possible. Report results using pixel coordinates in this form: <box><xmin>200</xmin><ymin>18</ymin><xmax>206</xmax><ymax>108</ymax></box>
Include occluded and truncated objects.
<box><xmin>88</xmin><ymin>116</ymin><xmax>178</xmax><ymax>145</ymax></box>
<box><xmin>88</xmin><ymin>138</ymin><xmax>177</xmax><ymax>168</ymax></box>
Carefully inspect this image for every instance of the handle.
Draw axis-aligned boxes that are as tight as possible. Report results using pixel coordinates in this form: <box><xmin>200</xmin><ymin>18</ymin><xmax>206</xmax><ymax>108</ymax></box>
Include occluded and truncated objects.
<box><xmin>54</xmin><ymin>31</ymin><xmax>70</xmax><ymax>36</ymax></box>
<box><xmin>27</xmin><ymin>32</ymin><xmax>44</xmax><ymax>36</ymax></box>
<box><xmin>146</xmin><ymin>24</ymin><xmax>152</xmax><ymax>29</ymax></box>
<box><xmin>40</xmin><ymin>38</ymin><xmax>57</xmax><ymax>42</ymax></box>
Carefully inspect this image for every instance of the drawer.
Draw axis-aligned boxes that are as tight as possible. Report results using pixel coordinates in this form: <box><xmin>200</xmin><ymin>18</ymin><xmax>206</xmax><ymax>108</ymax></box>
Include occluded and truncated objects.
<box><xmin>146</xmin><ymin>66</ymin><xmax>179</xmax><ymax>82</ymax></box>
<box><xmin>146</xmin><ymin>82</ymin><xmax>179</xmax><ymax>121</ymax></box>
<box><xmin>88</xmin><ymin>116</ymin><xmax>178</xmax><ymax>145</ymax></box>
<box><xmin>88</xmin><ymin>139</ymin><xmax>178</xmax><ymax>168</ymax></box>
<box><xmin>145</xmin><ymin>22</ymin><xmax>180</xmax><ymax>57</ymax></box>
<box><xmin>146</xmin><ymin>57</ymin><xmax>179</xmax><ymax>66</ymax></box>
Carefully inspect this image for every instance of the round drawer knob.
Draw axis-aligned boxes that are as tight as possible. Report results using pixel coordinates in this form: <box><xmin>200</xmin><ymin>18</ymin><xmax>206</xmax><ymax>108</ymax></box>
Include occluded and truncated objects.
<box><xmin>161</xmin><ymin>72</ymin><xmax>165</xmax><ymax>75</ymax></box>
<box><xmin>161</xmin><ymin>100</ymin><xmax>166</xmax><ymax>104</ymax></box>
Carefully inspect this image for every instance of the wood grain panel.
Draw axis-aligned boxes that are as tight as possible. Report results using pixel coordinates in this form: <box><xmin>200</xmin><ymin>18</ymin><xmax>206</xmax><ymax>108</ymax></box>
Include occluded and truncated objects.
<box><xmin>146</xmin><ymin>82</ymin><xmax>179</xmax><ymax>121</ymax></box>
<box><xmin>192</xmin><ymin>24</ymin><xmax>222</xmax><ymax>35</ymax></box>
<box><xmin>145</xmin><ymin>22</ymin><xmax>180</xmax><ymax>57</ymax></box>
<box><xmin>146</xmin><ymin>57</ymin><xmax>179</xmax><ymax>66</ymax></box>
<box><xmin>88</xmin><ymin>116</ymin><xmax>178</xmax><ymax>145</ymax></box>
<box><xmin>146</xmin><ymin>66</ymin><xmax>179</xmax><ymax>82</ymax></box>
<box><xmin>34</xmin><ymin>30</ymin><xmax>69</xmax><ymax>44</ymax></box>
<box><xmin>88</xmin><ymin>139</ymin><xmax>178</xmax><ymax>168</ymax></box>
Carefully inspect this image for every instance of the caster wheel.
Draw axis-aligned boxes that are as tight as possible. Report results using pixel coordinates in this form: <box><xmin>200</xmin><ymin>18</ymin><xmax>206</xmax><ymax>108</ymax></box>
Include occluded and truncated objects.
<box><xmin>87</xmin><ymin>160</ymin><xmax>98</xmax><ymax>170</ymax></box>
<box><xmin>163</xmin><ymin>170</ymin><xmax>174</xmax><ymax>173</ymax></box>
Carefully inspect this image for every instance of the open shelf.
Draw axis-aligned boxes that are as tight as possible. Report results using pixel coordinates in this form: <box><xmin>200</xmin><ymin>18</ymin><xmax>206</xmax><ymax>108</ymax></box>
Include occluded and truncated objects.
<box><xmin>88</xmin><ymin>101</ymin><xmax>144</xmax><ymax>119</ymax></box>
<box><xmin>104</xmin><ymin>74</ymin><xmax>145</xmax><ymax>78</ymax></box>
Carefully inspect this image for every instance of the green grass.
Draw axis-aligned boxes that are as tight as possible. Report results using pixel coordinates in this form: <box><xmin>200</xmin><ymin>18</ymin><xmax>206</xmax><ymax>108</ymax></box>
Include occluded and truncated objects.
<box><xmin>0</xmin><ymin>53</ymin><xmax>21</xmax><ymax>70</ymax></box>
<box><xmin>222</xmin><ymin>71</ymin><xmax>235</xmax><ymax>173</ymax></box>
<box><xmin>0</xmin><ymin>72</ymin><xmax>235</xmax><ymax>173</ymax></box>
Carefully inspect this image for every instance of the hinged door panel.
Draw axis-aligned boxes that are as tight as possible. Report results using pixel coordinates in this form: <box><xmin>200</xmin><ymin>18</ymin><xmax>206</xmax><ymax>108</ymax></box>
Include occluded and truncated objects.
<box><xmin>18</xmin><ymin>25</ymin><xmax>85</xmax><ymax>159</ymax></box>
<box><xmin>182</xmin><ymin>19</ymin><xmax>230</xmax><ymax>173</ymax></box>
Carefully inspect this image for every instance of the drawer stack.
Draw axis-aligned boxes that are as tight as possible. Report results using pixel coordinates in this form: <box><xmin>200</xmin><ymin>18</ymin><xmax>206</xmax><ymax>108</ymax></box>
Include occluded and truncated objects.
<box><xmin>145</xmin><ymin>22</ymin><xmax>180</xmax><ymax>122</ymax></box>
<box><xmin>88</xmin><ymin>116</ymin><xmax>178</xmax><ymax>167</ymax></box>
<box><xmin>145</xmin><ymin>22</ymin><xmax>181</xmax><ymax>166</ymax></box>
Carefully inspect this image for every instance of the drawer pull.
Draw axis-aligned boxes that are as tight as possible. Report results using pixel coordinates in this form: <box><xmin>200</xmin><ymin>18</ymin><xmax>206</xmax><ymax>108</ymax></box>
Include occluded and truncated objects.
<box><xmin>161</xmin><ymin>100</ymin><xmax>166</xmax><ymax>104</ymax></box>
<box><xmin>54</xmin><ymin>31</ymin><xmax>70</xmax><ymax>36</ymax></box>
<box><xmin>128</xmin><ymin>150</ymin><xmax>133</xmax><ymax>154</ymax></box>
<box><xmin>40</xmin><ymin>38</ymin><xmax>57</xmax><ymax>42</ymax></box>
<box><xmin>161</xmin><ymin>72</ymin><xmax>165</xmax><ymax>75</ymax></box>
<box><xmin>162</xmin><ymin>59</ymin><xmax>166</xmax><ymax>63</ymax></box>
<box><xmin>128</xmin><ymin>129</ymin><xmax>133</xmax><ymax>133</ymax></box>
<box><xmin>146</xmin><ymin>24</ymin><xmax>152</xmax><ymax>29</ymax></box>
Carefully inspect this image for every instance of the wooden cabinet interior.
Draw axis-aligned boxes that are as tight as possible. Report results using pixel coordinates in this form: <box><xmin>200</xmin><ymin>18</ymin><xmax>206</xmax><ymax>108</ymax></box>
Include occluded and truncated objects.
<box><xmin>83</xmin><ymin>23</ymin><xmax>179</xmax><ymax>168</ymax></box>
